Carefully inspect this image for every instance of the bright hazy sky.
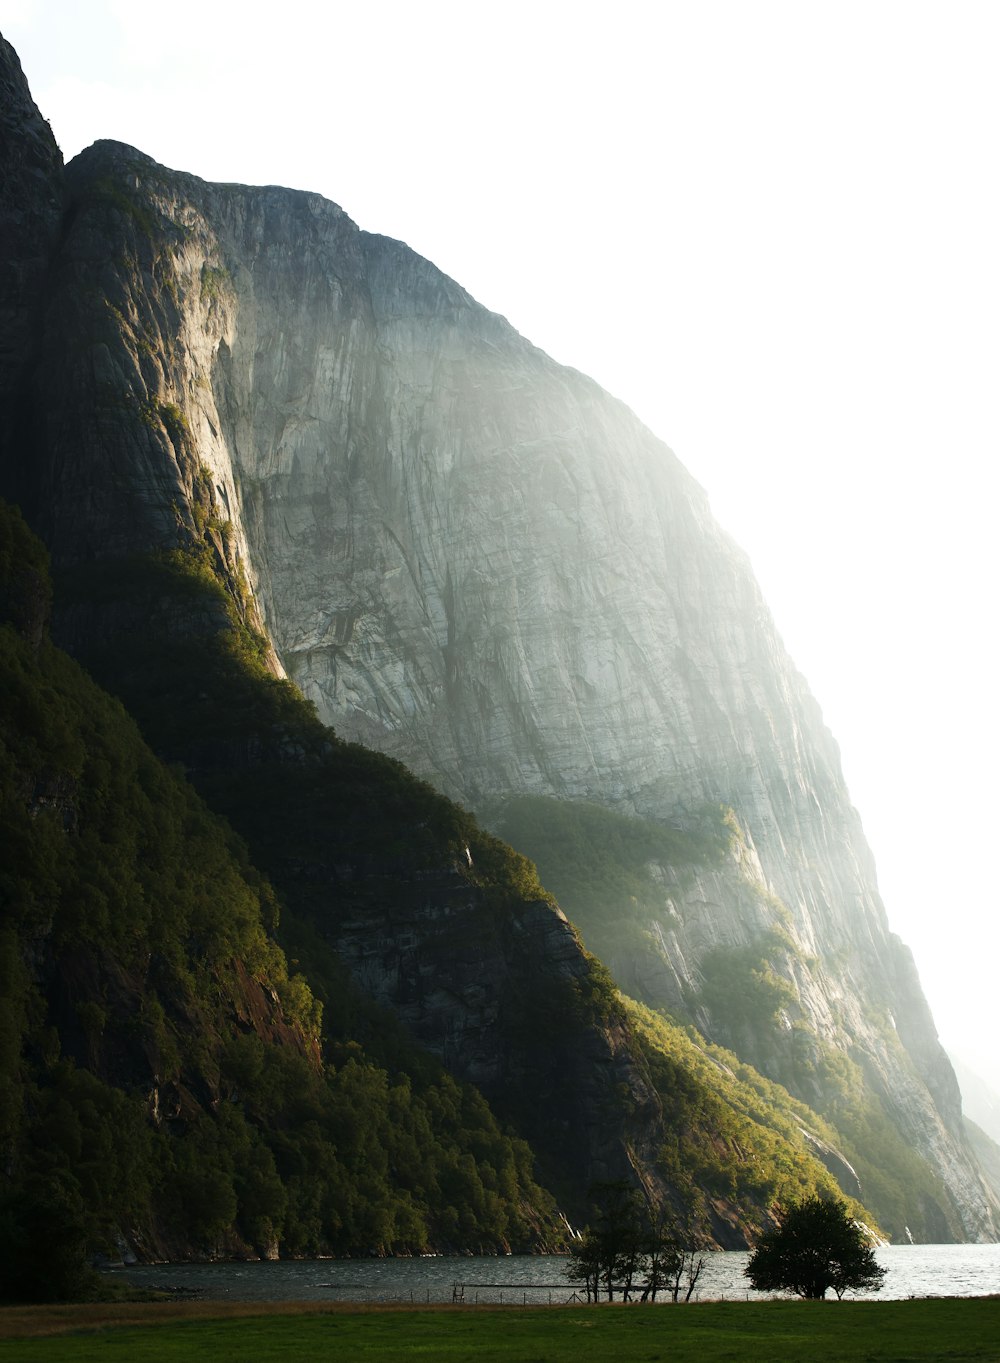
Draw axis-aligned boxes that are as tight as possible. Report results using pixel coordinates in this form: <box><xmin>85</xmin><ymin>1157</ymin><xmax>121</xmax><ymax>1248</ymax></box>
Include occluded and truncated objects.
<box><xmin>5</xmin><ymin>2</ymin><xmax>999</xmax><ymax>1091</ymax></box>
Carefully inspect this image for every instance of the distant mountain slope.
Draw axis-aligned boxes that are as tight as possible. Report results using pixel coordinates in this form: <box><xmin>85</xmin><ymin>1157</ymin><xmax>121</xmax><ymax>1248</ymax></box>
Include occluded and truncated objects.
<box><xmin>1</xmin><ymin>29</ymin><xmax>996</xmax><ymax>1245</ymax></box>
<box><xmin>952</xmin><ymin>1055</ymin><xmax>1000</xmax><ymax>1149</ymax></box>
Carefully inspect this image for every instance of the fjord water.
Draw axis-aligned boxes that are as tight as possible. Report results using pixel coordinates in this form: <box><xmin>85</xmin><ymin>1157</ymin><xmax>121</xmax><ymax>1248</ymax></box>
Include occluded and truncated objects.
<box><xmin>118</xmin><ymin>1245</ymin><xmax>1000</xmax><ymax>1304</ymax></box>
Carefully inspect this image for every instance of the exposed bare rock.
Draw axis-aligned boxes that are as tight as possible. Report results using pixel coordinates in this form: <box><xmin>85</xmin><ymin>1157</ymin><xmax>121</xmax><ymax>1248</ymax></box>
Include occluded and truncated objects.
<box><xmin>4</xmin><ymin>112</ymin><xmax>997</xmax><ymax>1241</ymax></box>
<box><xmin>0</xmin><ymin>35</ymin><xmax>62</xmax><ymax>497</ymax></box>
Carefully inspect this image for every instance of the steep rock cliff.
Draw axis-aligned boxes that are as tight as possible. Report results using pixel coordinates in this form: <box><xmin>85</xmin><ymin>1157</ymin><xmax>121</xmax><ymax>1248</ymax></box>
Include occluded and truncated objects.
<box><xmin>0</xmin><ymin>56</ymin><xmax>721</xmax><ymax>1244</ymax></box>
<box><xmin>0</xmin><ymin>38</ymin><xmax>60</xmax><ymax>414</ymax></box>
<box><xmin>2</xmin><ymin>34</ymin><xmax>997</xmax><ymax>1242</ymax></box>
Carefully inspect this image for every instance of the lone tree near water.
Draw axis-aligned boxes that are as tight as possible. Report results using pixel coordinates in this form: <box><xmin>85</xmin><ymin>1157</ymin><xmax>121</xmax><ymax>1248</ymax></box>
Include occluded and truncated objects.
<box><xmin>745</xmin><ymin>1196</ymin><xmax>887</xmax><ymax>1301</ymax></box>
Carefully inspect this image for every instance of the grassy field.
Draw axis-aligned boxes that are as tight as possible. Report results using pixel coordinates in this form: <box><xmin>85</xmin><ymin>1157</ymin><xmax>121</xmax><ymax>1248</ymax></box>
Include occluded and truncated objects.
<box><xmin>2</xmin><ymin>1298</ymin><xmax>1000</xmax><ymax>1362</ymax></box>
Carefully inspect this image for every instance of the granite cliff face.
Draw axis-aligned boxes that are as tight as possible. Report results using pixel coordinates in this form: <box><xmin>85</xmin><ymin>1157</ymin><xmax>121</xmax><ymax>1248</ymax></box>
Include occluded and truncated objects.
<box><xmin>2</xmin><ymin>32</ymin><xmax>998</xmax><ymax>1243</ymax></box>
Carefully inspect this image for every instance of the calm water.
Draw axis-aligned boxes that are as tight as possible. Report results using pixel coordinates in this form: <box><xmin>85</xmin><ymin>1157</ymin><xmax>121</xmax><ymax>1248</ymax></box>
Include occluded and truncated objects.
<box><xmin>116</xmin><ymin>1243</ymin><xmax>1000</xmax><ymax>1304</ymax></box>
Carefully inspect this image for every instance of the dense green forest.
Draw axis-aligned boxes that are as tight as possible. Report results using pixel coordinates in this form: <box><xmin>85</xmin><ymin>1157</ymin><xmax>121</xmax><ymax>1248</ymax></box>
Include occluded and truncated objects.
<box><xmin>51</xmin><ymin>536</ymin><xmax>633</xmax><ymax>1205</ymax></box>
<box><xmin>0</xmin><ymin>501</ymin><xmax>565</xmax><ymax>1296</ymax></box>
<box><xmin>0</xmin><ymin>496</ymin><xmax>884</xmax><ymax>1298</ymax></box>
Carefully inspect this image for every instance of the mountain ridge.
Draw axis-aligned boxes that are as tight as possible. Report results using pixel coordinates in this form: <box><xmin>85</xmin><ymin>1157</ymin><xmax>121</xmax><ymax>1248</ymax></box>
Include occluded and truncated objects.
<box><xmin>1</xmin><ymin>30</ymin><xmax>998</xmax><ymax>1262</ymax></box>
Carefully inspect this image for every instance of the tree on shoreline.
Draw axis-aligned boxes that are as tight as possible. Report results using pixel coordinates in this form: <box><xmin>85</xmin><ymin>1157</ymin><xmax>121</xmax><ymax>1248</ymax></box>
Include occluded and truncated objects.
<box><xmin>745</xmin><ymin>1196</ymin><xmax>887</xmax><ymax>1300</ymax></box>
<box><xmin>566</xmin><ymin>1182</ymin><xmax>705</xmax><ymax>1303</ymax></box>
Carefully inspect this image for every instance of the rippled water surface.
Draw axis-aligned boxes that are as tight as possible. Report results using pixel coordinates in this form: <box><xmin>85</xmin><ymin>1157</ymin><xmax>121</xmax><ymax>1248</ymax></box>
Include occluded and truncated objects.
<box><xmin>117</xmin><ymin>1243</ymin><xmax>1000</xmax><ymax>1304</ymax></box>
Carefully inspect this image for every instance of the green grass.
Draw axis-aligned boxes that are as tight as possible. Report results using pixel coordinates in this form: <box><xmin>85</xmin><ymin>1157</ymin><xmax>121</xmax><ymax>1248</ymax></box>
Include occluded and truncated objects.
<box><xmin>2</xmin><ymin>1299</ymin><xmax>1000</xmax><ymax>1362</ymax></box>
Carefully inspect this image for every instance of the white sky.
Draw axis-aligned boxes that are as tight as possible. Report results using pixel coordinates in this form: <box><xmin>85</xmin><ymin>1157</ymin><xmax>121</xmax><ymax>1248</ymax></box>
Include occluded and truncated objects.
<box><xmin>5</xmin><ymin>1</ymin><xmax>999</xmax><ymax>1093</ymax></box>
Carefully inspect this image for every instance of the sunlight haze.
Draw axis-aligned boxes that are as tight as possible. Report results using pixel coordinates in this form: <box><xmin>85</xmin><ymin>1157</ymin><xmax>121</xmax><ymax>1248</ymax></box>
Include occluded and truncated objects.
<box><xmin>5</xmin><ymin>0</ymin><xmax>999</xmax><ymax>1093</ymax></box>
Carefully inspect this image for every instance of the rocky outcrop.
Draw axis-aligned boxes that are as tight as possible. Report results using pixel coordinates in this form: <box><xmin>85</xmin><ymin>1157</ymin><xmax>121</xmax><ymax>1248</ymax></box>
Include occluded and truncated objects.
<box><xmin>2</xmin><ymin>37</ymin><xmax>997</xmax><ymax>1240</ymax></box>
<box><xmin>0</xmin><ymin>37</ymin><xmax>61</xmax><ymax>427</ymax></box>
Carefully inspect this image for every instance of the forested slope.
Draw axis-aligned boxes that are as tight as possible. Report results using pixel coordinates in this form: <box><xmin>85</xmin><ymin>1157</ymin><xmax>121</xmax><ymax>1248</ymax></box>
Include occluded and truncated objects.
<box><xmin>2</xmin><ymin>31</ymin><xmax>993</xmax><ymax>1294</ymax></box>
<box><xmin>0</xmin><ymin>500</ymin><xmax>566</xmax><ymax>1286</ymax></box>
<box><xmin>0</xmin><ymin>494</ymin><xmax>871</xmax><ymax>1279</ymax></box>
